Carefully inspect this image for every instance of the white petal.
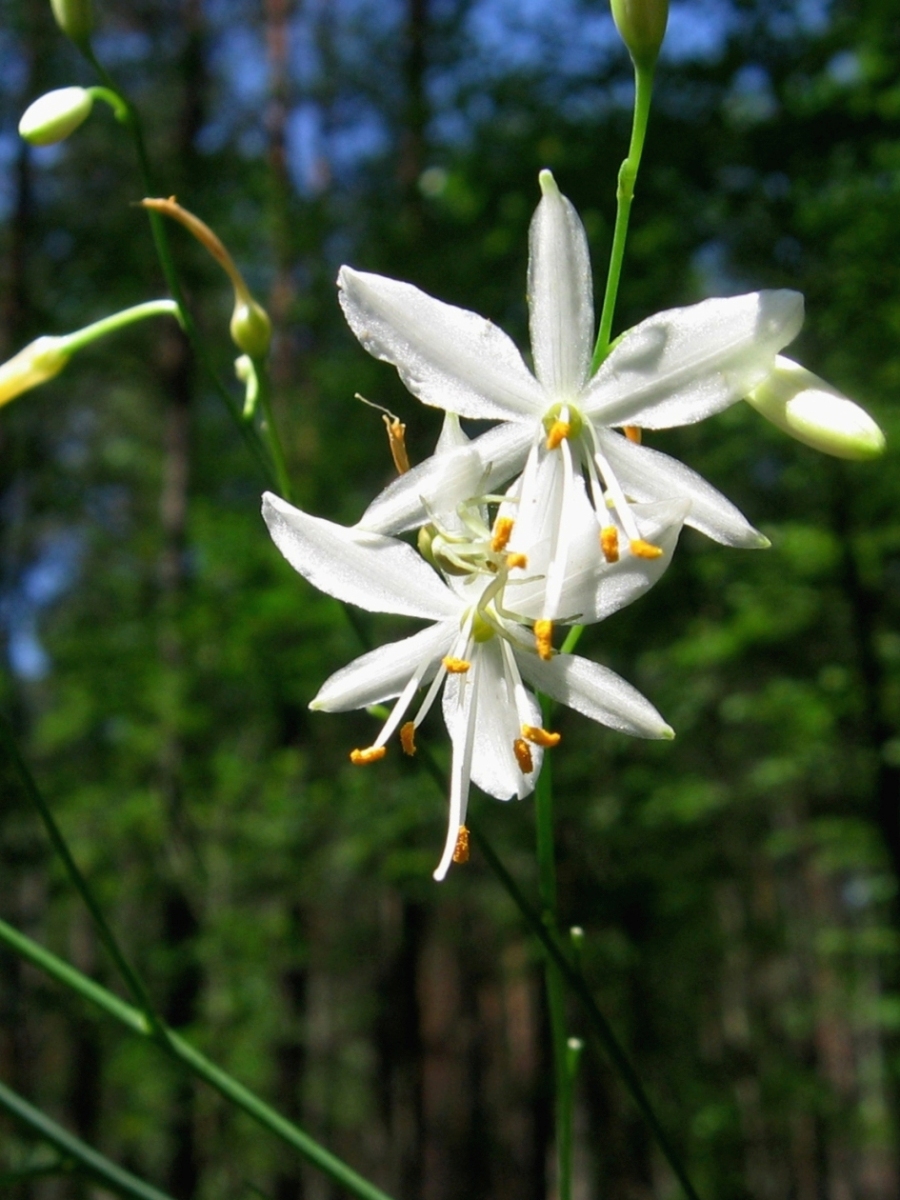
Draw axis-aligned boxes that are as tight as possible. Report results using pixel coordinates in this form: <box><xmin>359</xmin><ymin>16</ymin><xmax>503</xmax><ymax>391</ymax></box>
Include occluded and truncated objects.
<box><xmin>583</xmin><ymin>290</ymin><xmax>804</xmax><ymax>429</ymax></box>
<box><xmin>516</xmin><ymin>651</ymin><xmax>673</xmax><ymax>739</ymax></box>
<box><xmin>357</xmin><ymin>422</ymin><xmax>534</xmax><ymax>535</ymax></box>
<box><xmin>528</xmin><ymin>171</ymin><xmax>594</xmax><ymax>399</ymax></box>
<box><xmin>311</xmin><ymin>622</ymin><xmax>454</xmax><ymax>711</ymax></box>
<box><xmin>338</xmin><ymin>267</ymin><xmax>546</xmax><ymax>422</ymax></box>
<box><xmin>263</xmin><ymin>493</ymin><xmax>459</xmax><ymax>619</ymax></box>
<box><xmin>595</xmin><ymin>429</ymin><xmax>768</xmax><ymax>548</ymax></box>
<box><xmin>435</xmin><ymin>412</ymin><xmax>471</xmax><ymax>453</ymax></box>
<box><xmin>442</xmin><ymin>640</ymin><xmax>539</xmax><ymax>801</ymax></box>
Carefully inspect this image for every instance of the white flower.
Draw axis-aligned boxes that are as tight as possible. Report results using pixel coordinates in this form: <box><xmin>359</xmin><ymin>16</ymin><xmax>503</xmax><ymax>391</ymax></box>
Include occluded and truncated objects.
<box><xmin>262</xmin><ymin>491</ymin><xmax>674</xmax><ymax>881</ymax></box>
<box><xmin>338</xmin><ymin>170</ymin><xmax>805</xmax><ymax>568</ymax></box>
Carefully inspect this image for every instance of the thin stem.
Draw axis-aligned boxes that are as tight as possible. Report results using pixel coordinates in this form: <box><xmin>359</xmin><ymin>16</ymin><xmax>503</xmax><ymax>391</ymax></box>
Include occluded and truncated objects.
<box><xmin>62</xmin><ymin>299</ymin><xmax>181</xmax><ymax>353</ymax></box>
<box><xmin>0</xmin><ymin>1079</ymin><xmax>176</xmax><ymax>1200</ymax></box>
<box><xmin>255</xmin><ymin>357</ymin><xmax>293</xmax><ymax>500</ymax></box>
<box><xmin>592</xmin><ymin>63</ymin><xmax>655</xmax><ymax>372</ymax></box>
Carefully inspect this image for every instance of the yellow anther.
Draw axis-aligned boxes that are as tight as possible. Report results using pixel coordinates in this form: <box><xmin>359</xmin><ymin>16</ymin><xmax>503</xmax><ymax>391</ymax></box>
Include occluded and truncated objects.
<box><xmin>546</xmin><ymin>419</ymin><xmax>571</xmax><ymax>450</ymax></box>
<box><xmin>629</xmin><ymin>538</ymin><xmax>664</xmax><ymax>560</ymax></box>
<box><xmin>534</xmin><ymin>619</ymin><xmax>554</xmax><ymax>661</ymax></box>
<box><xmin>382</xmin><ymin>414</ymin><xmax>410</xmax><ymax>475</ymax></box>
<box><xmin>491</xmin><ymin>516</ymin><xmax>515</xmax><ymax>552</ymax></box>
<box><xmin>506</xmin><ymin>552</ymin><xmax>528</xmax><ymax>570</ymax></box>
<box><xmin>623</xmin><ymin>425</ymin><xmax>642</xmax><ymax>444</ymax></box>
<box><xmin>442</xmin><ymin>656</ymin><xmax>471</xmax><ymax>674</ymax></box>
<box><xmin>513</xmin><ymin>737</ymin><xmax>534</xmax><ymax>773</ymax></box>
<box><xmin>349</xmin><ymin>745</ymin><xmax>387</xmax><ymax>765</ymax></box>
<box><xmin>522</xmin><ymin>724</ymin><xmax>562</xmax><ymax>748</ymax></box>
<box><xmin>600</xmin><ymin>526</ymin><xmax>620</xmax><ymax>563</ymax></box>
<box><xmin>452</xmin><ymin>825</ymin><xmax>470</xmax><ymax>864</ymax></box>
<box><xmin>400</xmin><ymin>722</ymin><xmax>417</xmax><ymax>756</ymax></box>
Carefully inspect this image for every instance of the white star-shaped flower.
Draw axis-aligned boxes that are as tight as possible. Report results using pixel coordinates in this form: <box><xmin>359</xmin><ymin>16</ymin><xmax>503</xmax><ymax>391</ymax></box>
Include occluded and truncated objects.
<box><xmin>338</xmin><ymin>171</ymin><xmax>805</xmax><ymax>577</ymax></box>
<box><xmin>262</xmin><ymin>492</ymin><xmax>674</xmax><ymax>881</ymax></box>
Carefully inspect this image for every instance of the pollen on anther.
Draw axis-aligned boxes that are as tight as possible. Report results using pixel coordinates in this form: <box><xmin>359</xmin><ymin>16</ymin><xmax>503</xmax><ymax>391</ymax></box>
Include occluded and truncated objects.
<box><xmin>452</xmin><ymin>825</ymin><xmax>470</xmax><ymax>864</ymax></box>
<box><xmin>400</xmin><ymin>722</ymin><xmax>417</xmax><ymax>756</ymax></box>
<box><xmin>629</xmin><ymin>538</ymin><xmax>664</xmax><ymax>560</ymax></box>
<box><xmin>350</xmin><ymin>745</ymin><xmax>387</xmax><ymax>765</ymax></box>
<box><xmin>513</xmin><ymin>737</ymin><xmax>534</xmax><ymax>773</ymax></box>
<box><xmin>534</xmin><ymin>619</ymin><xmax>554</xmax><ymax>661</ymax></box>
<box><xmin>491</xmin><ymin>516</ymin><xmax>514</xmax><ymax>552</ymax></box>
<box><xmin>522</xmin><ymin>724</ymin><xmax>561</xmax><ymax>748</ymax></box>
<box><xmin>546</xmin><ymin>420</ymin><xmax>571</xmax><ymax>451</ymax></box>
<box><xmin>623</xmin><ymin>425</ymin><xmax>642</xmax><ymax>444</ymax></box>
<box><xmin>600</xmin><ymin>526</ymin><xmax>619</xmax><ymax>563</ymax></box>
<box><xmin>506</xmin><ymin>552</ymin><xmax>528</xmax><ymax>570</ymax></box>
<box><xmin>442</xmin><ymin>656</ymin><xmax>471</xmax><ymax>673</ymax></box>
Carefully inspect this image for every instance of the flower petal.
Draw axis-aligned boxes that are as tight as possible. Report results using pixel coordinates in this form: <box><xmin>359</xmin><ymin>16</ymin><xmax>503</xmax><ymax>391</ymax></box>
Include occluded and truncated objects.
<box><xmin>311</xmin><ymin>622</ymin><xmax>454</xmax><ymax>711</ymax></box>
<box><xmin>516</xmin><ymin>650</ymin><xmax>673</xmax><ymax>739</ymax></box>
<box><xmin>583</xmin><ymin>290</ymin><xmax>804</xmax><ymax>429</ymax></box>
<box><xmin>263</xmin><ymin>492</ymin><xmax>460</xmax><ymax>619</ymax></box>
<box><xmin>339</xmin><ymin>267</ymin><xmax>546</xmax><ymax>422</ymax></box>
<box><xmin>595</xmin><ymin>429</ymin><xmax>768</xmax><ymax>548</ymax></box>
<box><xmin>528</xmin><ymin>171</ymin><xmax>594</xmax><ymax>399</ymax></box>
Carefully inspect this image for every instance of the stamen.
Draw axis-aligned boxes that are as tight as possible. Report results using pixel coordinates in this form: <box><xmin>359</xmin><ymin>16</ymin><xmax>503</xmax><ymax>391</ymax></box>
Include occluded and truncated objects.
<box><xmin>506</xmin><ymin>552</ymin><xmax>528</xmax><ymax>570</ymax></box>
<box><xmin>623</xmin><ymin>425</ymin><xmax>642</xmax><ymax>444</ymax></box>
<box><xmin>350</xmin><ymin>745</ymin><xmax>387</xmax><ymax>765</ymax></box>
<box><xmin>491</xmin><ymin>516</ymin><xmax>514</xmax><ymax>552</ymax></box>
<box><xmin>354</xmin><ymin>394</ymin><xmax>410</xmax><ymax>474</ymax></box>
<box><xmin>522</xmin><ymin>724</ymin><xmax>561</xmax><ymax>748</ymax></box>
<box><xmin>400</xmin><ymin>722</ymin><xmax>417</xmax><ymax>756</ymax></box>
<box><xmin>546</xmin><ymin>419</ymin><xmax>571</xmax><ymax>451</ymax></box>
<box><xmin>442</xmin><ymin>656</ymin><xmax>471</xmax><ymax>674</ymax></box>
<box><xmin>452</xmin><ymin>825</ymin><xmax>470</xmax><ymax>864</ymax></box>
<box><xmin>534</xmin><ymin>619</ymin><xmax>554</xmax><ymax>661</ymax></box>
<box><xmin>513</xmin><ymin>738</ymin><xmax>534</xmax><ymax>773</ymax></box>
<box><xmin>600</xmin><ymin>526</ymin><xmax>620</xmax><ymax>563</ymax></box>
<box><xmin>629</xmin><ymin>538</ymin><xmax>664</xmax><ymax>560</ymax></box>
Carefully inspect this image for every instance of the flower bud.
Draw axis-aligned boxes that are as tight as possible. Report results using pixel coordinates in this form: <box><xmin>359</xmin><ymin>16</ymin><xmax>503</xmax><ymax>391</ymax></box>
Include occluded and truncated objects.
<box><xmin>746</xmin><ymin>356</ymin><xmax>885</xmax><ymax>461</ymax></box>
<box><xmin>611</xmin><ymin>0</ymin><xmax>668</xmax><ymax>69</ymax></box>
<box><xmin>50</xmin><ymin>0</ymin><xmax>93</xmax><ymax>45</ymax></box>
<box><xmin>19</xmin><ymin>87</ymin><xmax>93</xmax><ymax>146</ymax></box>
<box><xmin>0</xmin><ymin>336</ymin><xmax>70</xmax><ymax>406</ymax></box>
<box><xmin>230</xmin><ymin>297</ymin><xmax>272</xmax><ymax>360</ymax></box>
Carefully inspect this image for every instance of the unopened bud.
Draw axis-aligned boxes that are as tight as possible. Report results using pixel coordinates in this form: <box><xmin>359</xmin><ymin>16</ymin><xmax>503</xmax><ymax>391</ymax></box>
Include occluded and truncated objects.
<box><xmin>230</xmin><ymin>297</ymin><xmax>272</xmax><ymax>360</ymax></box>
<box><xmin>50</xmin><ymin>0</ymin><xmax>93</xmax><ymax>45</ymax></box>
<box><xmin>19</xmin><ymin>87</ymin><xmax>93</xmax><ymax>146</ymax></box>
<box><xmin>0</xmin><ymin>336</ymin><xmax>70</xmax><ymax>407</ymax></box>
<box><xmin>746</xmin><ymin>356</ymin><xmax>885</xmax><ymax>461</ymax></box>
<box><xmin>611</xmin><ymin>0</ymin><xmax>668</xmax><ymax>69</ymax></box>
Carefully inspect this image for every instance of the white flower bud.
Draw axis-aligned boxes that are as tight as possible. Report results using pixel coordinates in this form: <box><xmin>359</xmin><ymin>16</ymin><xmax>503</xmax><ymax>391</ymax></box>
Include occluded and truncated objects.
<box><xmin>19</xmin><ymin>87</ymin><xmax>93</xmax><ymax>146</ymax></box>
<box><xmin>0</xmin><ymin>336</ymin><xmax>70</xmax><ymax>406</ymax></box>
<box><xmin>746</xmin><ymin>355</ymin><xmax>885</xmax><ymax>460</ymax></box>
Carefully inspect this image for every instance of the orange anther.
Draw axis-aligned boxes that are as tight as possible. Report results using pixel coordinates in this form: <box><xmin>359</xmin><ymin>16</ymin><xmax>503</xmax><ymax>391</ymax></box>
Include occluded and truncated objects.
<box><xmin>349</xmin><ymin>745</ymin><xmax>387</xmax><ymax>765</ymax></box>
<box><xmin>534</xmin><ymin>619</ymin><xmax>554</xmax><ymax>661</ymax></box>
<box><xmin>442</xmin><ymin>656</ymin><xmax>471</xmax><ymax>674</ymax></box>
<box><xmin>400</xmin><ymin>722</ymin><xmax>417</xmax><ymax>756</ymax></box>
<box><xmin>491</xmin><ymin>516</ymin><xmax>515</xmax><ymax>552</ymax></box>
<box><xmin>629</xmin><ymin>538</ymin><xmax>664</xmax><ymax>560</ymax></box>
<box><xmin>623</xmin><ymin>425</ymin><xmax>642</xmax><ymax>444</ymax></box>
<box><xmin>600</xmin><ymin>525</ymin><xmax>620</xmax><ymax>563</ymax></box>
<box><xmin>452</xmin><ymin>825</ymin><xmax>470</xmax><ymax>864</ymax></box>
<box><xmin>522</xmin><ymin>724</ymin><xmax>561</xmax><ymax>748</ymax></box>
<box><xmin>546</xmin><ymin>419</ymin><xmax>571</xmax><ymax>450</ymax></box>
<box><xmin>513</xmin><ymin>737</ymin><xmax>535</xmax><ymax>773</ymax></box>
<box><xmin>506</xmin><ymin>552</ymin><xmax>528</xmax><ymax>570</ymax></box>
<box><xmin>382</xmin><ymin>414</ymin><xmax>410</xmax><ymax>475</ymax></box>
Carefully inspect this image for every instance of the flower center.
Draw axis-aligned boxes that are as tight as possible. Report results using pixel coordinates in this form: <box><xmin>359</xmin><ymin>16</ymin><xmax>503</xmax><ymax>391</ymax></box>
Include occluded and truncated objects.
<box><xmin>542</xmin><ymin>402</ymin><xmax>584</xmax><ymax>447</ymax></box>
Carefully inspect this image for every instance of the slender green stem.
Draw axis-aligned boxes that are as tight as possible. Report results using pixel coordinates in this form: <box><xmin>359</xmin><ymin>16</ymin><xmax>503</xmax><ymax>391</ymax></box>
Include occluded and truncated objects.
<box><xmin>0</xmin><ymin>1079</ymin><xmax>176</xmax><ymax>1200</ymax></box>
<box><xmin>0</xmin><ymin>919</ymin><xmax>397</xmax><ymax>1200</ymax></box>
<box><xmin>255</xmin><ymin>357</ymin><xmax>293</xmax><ymax>500</ymax></box>
<box><xmin>592</xmin><ymin>63</ymin><xmax>656</xmax><ymax>372</ymax></box>
<box><xmin>62</xmin><ymin>299</ymin><xmax>181</xmax><ymax>353</ymax></box>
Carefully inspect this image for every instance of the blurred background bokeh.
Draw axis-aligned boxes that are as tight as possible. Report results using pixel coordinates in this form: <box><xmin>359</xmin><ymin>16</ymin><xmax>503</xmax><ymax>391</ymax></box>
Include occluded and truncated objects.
<box><xmin>1</xmin><ymin>0</ymin><xmax>899</xmax><ymax>1196</ymax></box>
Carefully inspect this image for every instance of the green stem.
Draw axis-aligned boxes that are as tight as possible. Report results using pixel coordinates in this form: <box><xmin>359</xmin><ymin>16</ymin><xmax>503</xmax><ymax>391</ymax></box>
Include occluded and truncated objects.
<box><xmin>255</xmin><ymin>357</ymin><xmax>293</xmax><ymax>500</ymax></box>
<box><xmin>592</xmin><ymin>63</ymin><xmax>655</xmax><ymax>372</ymax></box>
<box><xmin>62</xmin><ymin>299</ymin><xmax>181</xmax><ymax>354</ymax></box>
<box><xmin>0</xmin><ymin>919</ymin><xmax>397</xmax><ymax>1200</ymax></box>
<box><xmin>0</xmin><ymin>1078</ymin><xmax>176</xmax><ymax>1200</ymax></box>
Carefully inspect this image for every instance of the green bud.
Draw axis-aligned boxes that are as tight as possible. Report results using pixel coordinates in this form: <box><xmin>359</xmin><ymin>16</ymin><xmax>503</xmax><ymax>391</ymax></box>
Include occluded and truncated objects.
<box><xmin>230</xmin><ymin>297</ymin><xmax>272</xmax><ymax>359</ymax></box>
<box><xmin>611</xmin><ymin>0</ymin><xmax>668</xmax><ymax>69</ymax></box>
<box><xmin>50</xmin><ymin>0</ymin><xmax>93</xmax><ymax>45</ymax></box>
<box><xmin>19</xmin><ymin>87</ymin><xmax>93</xmax><ymax>146</ymax></box>
<box><xmin>0</xmin><ymin>336</ymin><xmax>70</xmax><ymax>407</ymax></box>
<box><xmin>746</xmin><ymin>356</ymin><xmax>885</xmax><ymax>461</ymax></box>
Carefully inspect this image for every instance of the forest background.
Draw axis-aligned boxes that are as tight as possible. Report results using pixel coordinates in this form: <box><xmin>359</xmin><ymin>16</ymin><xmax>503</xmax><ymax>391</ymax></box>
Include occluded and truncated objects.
<box><xmin>1</xmin><ymin>0</ymin><xmax>899</xmax><ymax>1197</ymax></box>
